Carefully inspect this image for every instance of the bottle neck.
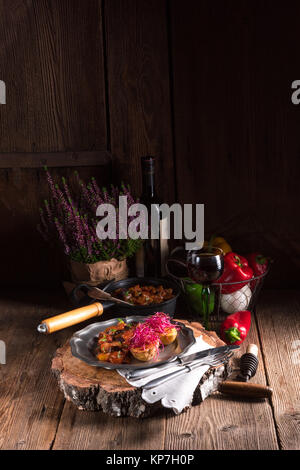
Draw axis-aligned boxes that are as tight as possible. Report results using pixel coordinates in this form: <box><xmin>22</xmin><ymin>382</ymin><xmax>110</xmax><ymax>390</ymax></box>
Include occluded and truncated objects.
<box><xmin>140</xmin><ymin>156</ymin><xmax>157</xmax><ymax>201</ymax></box>
<box><xmin>142</xmin><ymin>171</ymin><xmax>156</xmax><ymax>199</ymax></box>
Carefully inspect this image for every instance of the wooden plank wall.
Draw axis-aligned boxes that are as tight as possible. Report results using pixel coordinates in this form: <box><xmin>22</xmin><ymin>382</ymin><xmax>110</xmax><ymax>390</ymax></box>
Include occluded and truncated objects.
<box><xmin>0</xmin><ymin>0</ymin><xmax>299</xmax><ymax>287</ymax></box>
<box><xmin>104</xmin><ymin>0</ymin><xmax>175</xmax><ymax>203</ymax></box>
<box><xmin>170</xmin><ymin>0</ymin><xmax>300</xmax><ymax>288</ymax></box>
<box><xmin>0</xmin><ymin>0</ymin><xmax>109</xmax><ymax>286</ymax></box>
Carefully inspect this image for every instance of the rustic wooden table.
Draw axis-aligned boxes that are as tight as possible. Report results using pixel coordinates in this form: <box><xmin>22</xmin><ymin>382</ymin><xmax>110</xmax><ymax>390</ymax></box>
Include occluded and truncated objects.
<box><xmin>0</xmin><ymin>288</ymin><xmax>299</xmax><ymax>450</ymax></box>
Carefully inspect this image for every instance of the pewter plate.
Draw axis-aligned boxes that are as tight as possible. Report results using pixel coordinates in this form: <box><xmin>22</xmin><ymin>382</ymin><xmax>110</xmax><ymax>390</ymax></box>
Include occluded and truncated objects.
<box><xmin>70</xmin><ymin>315</ymin><xmax>196</xmax><ymax>370</ymax></box>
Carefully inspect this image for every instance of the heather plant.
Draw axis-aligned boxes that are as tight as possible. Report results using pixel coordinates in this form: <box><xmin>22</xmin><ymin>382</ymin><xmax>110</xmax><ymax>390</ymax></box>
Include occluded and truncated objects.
<box><xmin>38</xmin><ymin>168</ymin><xmax>143</xmax><ymax>264</ymax></box>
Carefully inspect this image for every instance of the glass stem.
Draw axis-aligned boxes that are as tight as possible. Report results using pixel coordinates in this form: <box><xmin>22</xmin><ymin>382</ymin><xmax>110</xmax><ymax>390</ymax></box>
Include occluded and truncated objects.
<box><xmin>201</xmin><ymin>285</ymin><xmax>211</xmax><ymax>330</ymax></box>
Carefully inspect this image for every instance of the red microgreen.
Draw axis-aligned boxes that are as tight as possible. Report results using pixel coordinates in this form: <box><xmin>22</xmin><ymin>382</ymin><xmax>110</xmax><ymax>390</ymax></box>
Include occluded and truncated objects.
<box><xmin>144</xmin><ymin>312</ymin><xmax>181</xmax><ymax>334</ymax></box>
<box><xmin>129</xmin><ymin>323</ymin><xmax>161</xmax><ymax>353</ymax></box>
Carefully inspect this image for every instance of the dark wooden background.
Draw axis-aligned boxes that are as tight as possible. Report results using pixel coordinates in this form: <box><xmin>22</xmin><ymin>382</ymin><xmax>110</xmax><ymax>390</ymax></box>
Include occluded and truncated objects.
<box><xmin>0</xmin><ymin>0</ymin><xmax>299</xmax><ymax>288</ymax></box>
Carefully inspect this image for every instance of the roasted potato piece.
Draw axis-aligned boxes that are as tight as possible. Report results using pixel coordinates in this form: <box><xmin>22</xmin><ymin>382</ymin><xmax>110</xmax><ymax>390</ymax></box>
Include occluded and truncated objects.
<box><xmin>160</xmin><ymin>327</ymin><xmax>178</xmax><ymax>345</ymax></box>
<box><xmin>130</xmin><ymin>342</ymin><xmax>159</xmax><ymax>362</ymax></box>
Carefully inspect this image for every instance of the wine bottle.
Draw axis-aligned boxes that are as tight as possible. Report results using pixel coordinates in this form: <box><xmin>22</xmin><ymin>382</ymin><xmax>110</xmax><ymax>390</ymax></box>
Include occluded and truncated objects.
<box><xmin>135</xmin><ymin>156</ymin><xmax>169</xmax><ymax>278</ymax></box>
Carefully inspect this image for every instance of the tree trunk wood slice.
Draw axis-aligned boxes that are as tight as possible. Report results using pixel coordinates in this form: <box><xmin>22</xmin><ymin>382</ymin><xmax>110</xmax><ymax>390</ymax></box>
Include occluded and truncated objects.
<box><xmin>51</xmin><ymin>320</ymin><xmax>230</xmax><ymax>418</ymax></box>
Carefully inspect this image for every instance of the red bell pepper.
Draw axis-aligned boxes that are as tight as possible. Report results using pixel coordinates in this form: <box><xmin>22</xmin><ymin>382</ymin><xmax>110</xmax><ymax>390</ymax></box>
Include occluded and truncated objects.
<box><xmin>220</xmin><ymin>310</ymin><xmax>251</xmax><ymax>345</ymax></box>
<box><xmin>216</xmin><ymin>252</ymin><xmax>253</xmax><ymax>294</ymax></box>
<box><xmin>246</xmin><ymin>252</ymin><xmax>269</xmax><ymax>276</ymax></box>
<box><xmin>246</xmin><ymin>252</ymin><xmax>269</xmax><ymax>290</ymax></box>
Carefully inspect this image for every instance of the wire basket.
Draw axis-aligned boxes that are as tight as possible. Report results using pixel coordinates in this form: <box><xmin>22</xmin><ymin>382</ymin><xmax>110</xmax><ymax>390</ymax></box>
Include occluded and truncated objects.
<box><xmin>181</xmin><ymin>267</ymin><xmax>270</xmax><ymax>330</ymax></box>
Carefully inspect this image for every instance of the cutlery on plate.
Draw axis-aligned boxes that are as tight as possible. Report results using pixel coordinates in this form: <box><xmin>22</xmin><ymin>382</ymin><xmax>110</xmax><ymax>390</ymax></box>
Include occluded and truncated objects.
<box><xmin>142</xmin><ymin>348</ymin><xmax>236</xmax><ymax>390</ymax></box>
<box><xmin>126</xmin><ymin>344</ymin><xmax>239</xmax><ymax>380</ymax></box>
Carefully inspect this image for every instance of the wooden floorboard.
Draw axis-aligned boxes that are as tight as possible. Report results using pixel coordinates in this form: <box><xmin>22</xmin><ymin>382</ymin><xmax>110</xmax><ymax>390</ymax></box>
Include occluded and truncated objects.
<box><xmin>52</xmin><ymin>403</ymin><xmax>166</xmax><ymax>450</ymax></box>
<box><xmin>256</xmin><ymin>290</ymin><xmax>300</xmax><ymax>450</ymax></box>
<box><xmin>0</xmin><ymin>289</ymin><xmax>71</xmax><ymax>450</ymax></box>
<box><xmin>164</xmin><ymin>310</ymin><xmax>279</xmax><ymax>450</ymax></box>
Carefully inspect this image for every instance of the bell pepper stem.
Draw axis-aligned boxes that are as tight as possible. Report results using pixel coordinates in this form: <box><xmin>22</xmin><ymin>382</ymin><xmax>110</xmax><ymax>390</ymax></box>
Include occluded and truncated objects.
<box><xmin>257</xmin><ymin>255</ymin><xmax>267</xmax><ymax>265</ymax></box>
<box><xmin>233</xmin><ymin>255</ymin><xmax>242</xmax><ymax>267</ymax></box>
<box><xmin>225</xmin><ymin>327</ymin><xmax>241</xmax><ymax>343</ymax></box>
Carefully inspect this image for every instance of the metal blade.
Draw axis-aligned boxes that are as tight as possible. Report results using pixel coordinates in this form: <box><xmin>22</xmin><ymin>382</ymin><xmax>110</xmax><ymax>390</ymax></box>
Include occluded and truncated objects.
<box><xmin>143</xmin><ymin>349</ymin><xmax>238</xmax><ymax>390</ymax></box>
<box><xmin>126</xmin><ymin>344</ymin><xmax>239</xmax><ymax>380</ymax></box>
<box><xmin>177</xmin><ymin>344</ymin><xmax>239</xmax><ymax>365</ymax></box>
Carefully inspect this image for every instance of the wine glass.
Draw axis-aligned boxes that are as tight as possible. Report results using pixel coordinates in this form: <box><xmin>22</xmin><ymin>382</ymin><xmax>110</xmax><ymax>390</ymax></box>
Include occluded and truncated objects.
<box><xmin>186</xmin><ymin>247</ymin><xmax>224</xmax><ymax>328</ymax></box>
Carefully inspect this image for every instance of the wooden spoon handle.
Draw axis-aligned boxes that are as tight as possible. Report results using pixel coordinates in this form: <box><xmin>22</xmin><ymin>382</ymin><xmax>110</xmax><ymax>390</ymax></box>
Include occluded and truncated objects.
<box><xmin>37</xmin><ymin>302</ymin><xmax>104</xmax><ymax>334</ymax></box>
<box><xmin>219</xmin><ymin>381</ymin><xmax>273</xmax><ymax>399</ymax></box>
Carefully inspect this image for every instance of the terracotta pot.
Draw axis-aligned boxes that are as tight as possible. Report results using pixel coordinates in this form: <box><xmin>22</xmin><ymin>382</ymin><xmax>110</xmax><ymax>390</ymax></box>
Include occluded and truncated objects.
<box><xmin>70</xmin><ymin>258</ymin><xmax>128</xmax><ymax>286</ymax></box>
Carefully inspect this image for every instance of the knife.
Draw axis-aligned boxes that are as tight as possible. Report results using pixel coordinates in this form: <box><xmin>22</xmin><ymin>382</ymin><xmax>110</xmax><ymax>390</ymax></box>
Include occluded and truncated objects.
<box><xmin>141</xmin><ymin>344</ymin><xmax>238</xmax><ymax>390</ymax></box>
<box><xmin>126</xmin><ymin>344</ymin><xmax>239</xmax><ymax>380</ymax></box>
<box><xmin>142</xmin><ymin>345</ymin><xmax>238</xmax><ymax>390</ymax></box>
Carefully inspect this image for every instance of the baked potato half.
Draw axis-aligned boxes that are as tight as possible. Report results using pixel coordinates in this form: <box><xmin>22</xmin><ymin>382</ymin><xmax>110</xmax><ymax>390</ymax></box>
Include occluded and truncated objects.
<box><xmin>130</xmin><ymin>341</ymin><xmax>159</xmax><ymax>362</ymax></box>
<box><xmin>160</xmin><ymin>327</ymin><xmax>178</xmax><ymax>345</ymax></box>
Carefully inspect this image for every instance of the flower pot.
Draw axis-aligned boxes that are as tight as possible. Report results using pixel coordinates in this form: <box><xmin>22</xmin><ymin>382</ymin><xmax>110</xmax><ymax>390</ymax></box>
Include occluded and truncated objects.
<box><xmin>70</xmin><ymin>258</ymin><xmax>128</xmax><ymax>286</ymax></box>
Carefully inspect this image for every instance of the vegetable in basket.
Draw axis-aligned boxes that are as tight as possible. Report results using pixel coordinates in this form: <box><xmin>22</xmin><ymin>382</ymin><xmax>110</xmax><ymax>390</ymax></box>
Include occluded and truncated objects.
<box><xmin>220</xmin><ymin>310</ymin><xmax>251</xmax><ymax>345</ymax></box>
<box><xmin>216</xmin><ymin>252</ymin><xmax>253</xmax><ymax>294</ymax></box>
<box><xmin>245</xmin><ymin>253</ymin><xmax>269</xmax><ymax>290</ymax></box>
<box><xmin>220</xmin><ymin>284</ymin><xmax>252</xmax><ymax>314</ymax></box>
<box><xmin>204</xmin><ymin>236</ymin><xmax>232</xmax><ymax>255</ymax></box>
<box><xmin>246</xmin><ymin>253</ymin><xmax>269</xmax><ymax>276</ymax></box>
<box><xmin>184</xmin><ymin>281</ymin><xmax>215</xmax><ymax>328</ymax></box>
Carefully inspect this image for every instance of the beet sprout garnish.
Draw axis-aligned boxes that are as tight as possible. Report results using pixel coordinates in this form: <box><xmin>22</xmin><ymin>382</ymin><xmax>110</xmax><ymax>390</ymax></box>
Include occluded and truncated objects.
<box><xmin>129</xmin><ymin>323</ymin><xmax>162</xmax><ymax>352</ymax></box>
<box><xmin>144</xmin><ymin>312</ymin><xmax>181</xmax><ymax>334</ymax></box>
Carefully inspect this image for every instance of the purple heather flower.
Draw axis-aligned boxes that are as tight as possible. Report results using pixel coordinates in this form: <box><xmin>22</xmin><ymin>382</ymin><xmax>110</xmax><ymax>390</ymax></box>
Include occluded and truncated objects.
<box><xmin>46</xmin><ymin>170</ymin><xmax>59</xmax><ymax>202</ymax></box>
<box><xmin>39</xmin><ymin>170</ymin><xmax>141</xmax><ymax>263</ymax></box>
<box><xmin>54</xmin><ymin>217</ymin><xmax>70</xmax><ymax>255</ymax></box>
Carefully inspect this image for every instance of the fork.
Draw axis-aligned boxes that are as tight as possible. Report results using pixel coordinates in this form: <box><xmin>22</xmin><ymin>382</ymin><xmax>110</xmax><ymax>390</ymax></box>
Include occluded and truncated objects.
<box><xmin>141</xmin><ymin>351</ymin><xmax>234</xmax><ymax>390</ymax></box>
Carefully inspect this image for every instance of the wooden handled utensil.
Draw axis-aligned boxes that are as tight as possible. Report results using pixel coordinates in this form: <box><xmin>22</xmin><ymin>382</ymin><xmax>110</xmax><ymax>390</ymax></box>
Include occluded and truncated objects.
<box><xmin>219</xmin><ymin>381</ymin><xmax>273</xmax><ymax>399</ymax></box>
<box><xmin>37</xmin><ymin>302</ymin><xmax>104</xmax><ymax>334</ymax></box>
<box><xmin>37</xmin><ymin>285</ymin><xmax>133</xmax><ymax>334</ymax></box>
<box><xmin>218</xmin><ymin>344</ymin><xmax>273</xmax><ymax>399</ymax></box>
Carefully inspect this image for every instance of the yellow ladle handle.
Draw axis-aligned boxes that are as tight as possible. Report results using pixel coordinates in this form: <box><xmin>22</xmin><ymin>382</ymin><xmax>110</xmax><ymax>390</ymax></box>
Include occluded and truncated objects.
<box><xmin>37</xmin><ymin>302</ymin><xmax>104</xmax><ymax>334</ymax></box>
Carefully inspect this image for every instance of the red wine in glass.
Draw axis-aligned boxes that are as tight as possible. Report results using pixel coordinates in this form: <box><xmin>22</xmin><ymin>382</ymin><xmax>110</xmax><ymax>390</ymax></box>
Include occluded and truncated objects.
<box><xmin>187</xmin><ymin>247</ymin><xmax>224</xmax><ymax>328</ymax></box>
<box><xmin>187</xmin><ymin>248</ymin><xmax>224</xmax><ymax>285</ymax></box>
